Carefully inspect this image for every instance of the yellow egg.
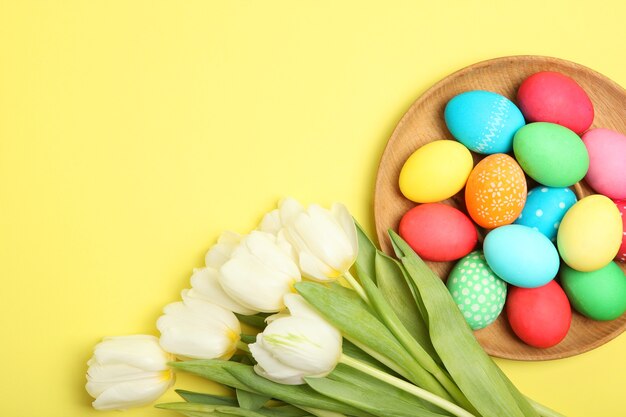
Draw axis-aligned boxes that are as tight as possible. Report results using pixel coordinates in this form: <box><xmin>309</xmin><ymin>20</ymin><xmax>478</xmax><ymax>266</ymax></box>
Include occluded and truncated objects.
<box><xmin>399</xmin><ymin>140</ymin><xmax>473</xmax><ymax>203</ymax></box>
<box><xmin>557</xmin><ymin>195</ymin><xmax>623</xmax><ymax>271</ymax></box>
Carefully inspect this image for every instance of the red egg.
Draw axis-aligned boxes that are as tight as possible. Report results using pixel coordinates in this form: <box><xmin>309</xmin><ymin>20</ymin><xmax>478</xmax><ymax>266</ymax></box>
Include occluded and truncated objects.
<box><xmin>398</xmin><ymin>203</ymin><xmax>477</xmax><ymax>262</ymax></box>
<box><xmin>506</xmin><ymin>280</ymin><xmax>571</xmax><ymax>348</ymax></box>
<box><xmin>517</xmin><ymin>71</ymin><xmax>594</xmax><ymax>134</ymax></box>
<box><xmin>615</xmin><ymin>200</ymin><xmax>626</xmax><ymax>262</ymax></box>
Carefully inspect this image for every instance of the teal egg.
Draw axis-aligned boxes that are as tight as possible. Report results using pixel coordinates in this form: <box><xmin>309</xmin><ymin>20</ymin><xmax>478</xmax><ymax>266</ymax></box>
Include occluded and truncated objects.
<box><xmin>447</xmin><ymin>251</ymin><xmax>507</xmax><ymax>330</ymax></box>
<box><xmin>444</xmin><ymin>90</ymin><xmax>525</xmax><ymax>154</ymax></box>
<box><xmin>513</xmin><ymin>122</ymin><xmax>589</xmax><ymax>187</ymax></box>
<box><xmin>514</xmin><ymin>186</ymin><xmax>577</xmax><ymax>242</ymax></box>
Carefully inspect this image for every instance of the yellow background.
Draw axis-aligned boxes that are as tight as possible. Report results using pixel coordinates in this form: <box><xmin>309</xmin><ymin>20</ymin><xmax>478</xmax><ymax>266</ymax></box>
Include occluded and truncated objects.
<box><xmin>1</xmin><ymin>1</ymin><xmax>625</xmax><ymax>416</ymax></box>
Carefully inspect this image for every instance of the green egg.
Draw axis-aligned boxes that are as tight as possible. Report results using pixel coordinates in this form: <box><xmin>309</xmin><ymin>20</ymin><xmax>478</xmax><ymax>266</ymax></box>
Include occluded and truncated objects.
<box><xmin>447</xmin><ymin>251</ymin><xmax>507</xmax><ymax>330</ymax></box>
<box><xmin>560</xmin><ymin>262</ymin><xmax>626</xmax><ymax>321</ymax></box>
<box><xmin>513</xmin><ymin>122</ymin><xmax>589</xmax><ymax>187</ymax></box>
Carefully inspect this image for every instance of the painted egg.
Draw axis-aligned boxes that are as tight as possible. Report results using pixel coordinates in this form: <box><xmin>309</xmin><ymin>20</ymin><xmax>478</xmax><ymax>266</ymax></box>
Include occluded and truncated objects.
<box><xmin>465</xmin><ymin>154</ymin><xmax>526</xmax><ymax>229</ymax></box>
<box><xmin>399</xmin><ymin>203</ymin><xmax>477</xmax><ymax>262</ymax></box>
<box><xmin>514</xmin><ymin>186</ymin><xmax>577</xmax><ymax>242</ymax></box>
<box><xmin>517</xmin><ymin>71</ymin><xmax>594</xmax><ymax>134</ymax></box>
<box><xmin>447</xmin><ymin>251</ymin><xmax>507</xmax><ymax>330</ymax></box>
<box><xmin>444</xmin><ymin>90</ymin><xmax>525</xmax><ymax>154</ymax></box>
<box><xmin>513</xmin><ymin>122</ymin><xmax>589</xmax><ymax>187</ymax></box>
<box><xmin>483</xmin><ymin>224</ymin><xmax>559</xmax><ymax>288</ymax></box>
<box><xmin>615</xmin><ymin>200</ymin><xmax>626</xmax><ymax>262</ymax></box>
<box><xmin>561</xmin><ymin>262</ymin><xmax>626</xmax><ymax>321</ymax></box>
<box><xmin>582</xmin><ymin>128</ymin><xmax>626</xmax><ymax>200</ymax></box>
<box><xmin>399</xmin><ymin>140</ymin><xmax>473</xmax><ymax>203</ymax></box>
<box><xmin>506</xmin><ymin>280</ymin><xmax>572</xmax><ymax>348</ymax></box>
<box><xmin>557</xmin><ymin>195</ymin><xmax>623</xmax><ymax>272</ymax></box>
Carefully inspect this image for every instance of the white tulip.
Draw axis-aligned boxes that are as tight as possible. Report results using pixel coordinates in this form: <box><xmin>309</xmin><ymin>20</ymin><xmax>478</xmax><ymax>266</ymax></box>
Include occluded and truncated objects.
<box><xmin>260</xmin><ymin>198</ymin><xmax>358</xmax><ymax>281</ymax></box>
<box><xmin>85</xmin><ymin>335</ymin><xmax>174</xmax><ymax>410</ymax></box>
<box><xmin>156</xmin><ymin>295</ymin><xmax>240</xmax><ymax>360</ymax></box>
<box><xmin>205</xmin><ymin>230</ymin><xmax>241</xmax><ymax>269</ymax></box>
<box><xmin>249</xmin><ymin>294</ymin><xmax>342</xmax><ymax>385</ymax></box>
<box><xmin>219</xmin><ymin>231</ymin><xmax>301</xmax><ymax>313</ymax></box>
<box><xmin>186</xmin><ymin>267</ymin><xmax>257</xmax><ymax>315</ymax></box>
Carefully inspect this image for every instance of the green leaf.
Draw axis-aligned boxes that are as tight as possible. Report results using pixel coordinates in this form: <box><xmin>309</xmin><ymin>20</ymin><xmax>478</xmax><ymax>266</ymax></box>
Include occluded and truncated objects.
<box><xmin>355</xmin><ymin>220</ymin><xmax>377</xmax><ymax>284</ymax></box>
<box><xmin>328</xmin><ymin>364</ymin><xmax>430</xmax><ymax>411</ymax></box>
<box><xmin>375</xmin><ymin>250</ymin><xmax>435</xmax><ymax>358</ymax></box>
<box><xmin>225</xmin><ymin>362</ymin><xmax>376</xmax><ymax>417</ymax></box>
<box><xmin>304</xmin><ymin>376</ymin><xmax>447</xmax><ymax>417</ymax></box>
<box><xmin>241</xmin><ymin>334</ymin><xmax>258</xmax><ymax>344</ymax></box>
<box><xmin>294</xmin><ymin>281</ymin><xmax>452</xmax><ymax>403</ymax></box>
<box><xmin>341</xmin><ymin>339</ymin><xmax>392</xmax><ymax>374</ymax></box>
<box><xmin>157</xmin><ymin>403</ymin><xmax>268</xmax><ymax>417</ymax></box>
<box><xmin>358</xmin><ymin>256</ymin><xmax>472</xmax><ymax>412</ymax></box>
<box><xmin>237</xmin><ymin>389</ymin><xmax>270</xmax><ymax>410</ymax></box>
<box><xmin>389</xmin><ymin>230</ymin><xmax>539</xmax><ymax>417</ymax></box>
<box><xmin>176</xmin><ymin>390</ymin><xmax>238</xmax><ymax>406</ymax></box>
<box><xmin>169</xmin><ymin>360</ymin><xmax>256</xmax><ymax>392</ymax></box>
<box><xmin>236</xmin><ymin>314</ymin><xmax>268</xmax><ymax>329</ymax></box>
<box><xmin>259</xmin><ymin>405</ymin><xmax>312</xmax><ymax>417</ymax></box>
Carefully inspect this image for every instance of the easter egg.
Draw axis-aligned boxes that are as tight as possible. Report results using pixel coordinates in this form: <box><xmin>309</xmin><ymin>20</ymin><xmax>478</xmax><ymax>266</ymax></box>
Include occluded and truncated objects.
<box><xmin>483</xmin><ymin>224</ymin><xmax>559</xmax><ymax>288</ymax></box>
<box><xmin>465</xmin><ymin>154</ymin><xmax>526</xmax><ymax>229</ymax></box>
<box><xmin>615</xmin><ymin>200</ymin><xmax>626</xmax><ymax>262</ymax></box>
<box><xmin>514</xmin><ymin>186</ymin><xmax>577</xmax><ymax>242</ymax></box>
<box><xmin>506</xmin><ymin>280</ymin><xmax>572</xmax><ymax>348</ymax></box>
<box><xmin>447</xmin><ymin>251</ymin><xmax>507</xmax><ymax>330</ymax></box>
<box><xmin>517</xmin><ymin>71</ymin><xmax>594</xmax><ymax>134</ymax></box>
<box><xmin>399</xmin><ymin>203</ymin><xmax>477</xmax><ymax>261</ymax></box>
<box><xmin>399</xmin><ymin>140</ymin><xmax>473</xmax><ymax>203</ymax></box>
<box><xmin>557</xmin><ymin>195</ymin><xmax>623</xmax><ymax>272</ymax></box>
<box><xmin>513</xmin><ymin>122</ymin><xmax>589</xmax><ymax>187</ymax></box>
<box><xmin>582</xmin><ymin>128</ymin><xmax>626</xmax><ymax>199</ymax></box>
<box><xmin>444</xmin><ymin>90</ymin><xmax>525</xmax><ymax>154</ymax></box>
<box><xmin>561</xmin><ymin>262</ymin><xmax>626</xmax><ymax>321</ymax></box>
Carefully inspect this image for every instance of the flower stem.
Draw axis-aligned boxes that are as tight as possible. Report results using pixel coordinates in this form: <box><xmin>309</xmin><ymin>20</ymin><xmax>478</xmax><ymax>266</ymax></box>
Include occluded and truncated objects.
<box><xmin>343</xmin><ymin>271</ymin><xmax>369</xmax><ymax>304</ymax></box>
<box><xmin>298</xmin><ymin>406</ymin><xmax>348</xmax><ymax>417</ymax></box>
<box><xmin>526</xmin><ymin>397</ymin><xmax>567</xmax><ymax>417</ymax></box>
<box><xmin>339</xmin><ymin>354</ymin><xmax>477</xmax><ymax>417</ymax></box>
<box><xmin>236</xmin><ymin>340</ymin><xmax>250</xmax><ymax>353</ymax></box>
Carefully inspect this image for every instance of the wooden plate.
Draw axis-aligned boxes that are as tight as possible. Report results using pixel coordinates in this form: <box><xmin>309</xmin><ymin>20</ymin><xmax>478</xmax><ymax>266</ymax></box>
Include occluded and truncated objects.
<box><xmin>374</xmin><ymin>55</ymin><xmax>626</xmax><ymax>361</ymax></box>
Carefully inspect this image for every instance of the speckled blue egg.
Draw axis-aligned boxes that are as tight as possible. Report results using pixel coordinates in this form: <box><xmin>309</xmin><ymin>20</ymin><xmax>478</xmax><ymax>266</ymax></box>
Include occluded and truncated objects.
<box><xmin>444</xmin><ymin>90</ymin><xmax>526</xmax><ymax>154</ymax></box>
<box><xmin>483</xmin><ymin>224</ymin><xmax>560</xmax><ymax>288</ymax></box>
<box><xmin>514</xmin><ymin>186</ymin><xmax>577</xmax><ymax>242</ymax></box>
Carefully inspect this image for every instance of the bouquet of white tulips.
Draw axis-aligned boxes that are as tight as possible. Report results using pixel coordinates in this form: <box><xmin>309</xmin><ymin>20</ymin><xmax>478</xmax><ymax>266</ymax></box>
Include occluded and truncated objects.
<box><xmin>85</xmin><ymin>198</ymin><xmax>566</xmax><ymax>417</ymax></box>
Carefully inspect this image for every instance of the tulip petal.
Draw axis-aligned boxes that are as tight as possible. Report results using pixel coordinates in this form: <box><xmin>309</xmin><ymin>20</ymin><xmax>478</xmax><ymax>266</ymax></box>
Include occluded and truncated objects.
<box><xmin>157</xmin><ymin>300</ymin><xmax>240</xmax><ymax>360</ymax></box>
<box><xmin>258</xmin><ymin>209</ymin><xmax>282</xmax><ymax>235</ymax></box>
<box><xmin>91</xmin><ymin>376</ymin><xmax>173</xmax><ymax>410</ymax></box>
<box><xmin>188</xmin><ymin>268</ymin><xmax>257</xmax><ymax>315</ymax></box>
<box><xmin>278</xmin><ymin>198</ymin><xmax>305</xmax><ymax>226</ymax></box>
<box><xmin>283</xmin><ymin>294</ymin><xmax>328</xmax><ymax>322</ymax></box>
<box><xmin>220</xmin><ymin>252</ymin><xmax>296</xmax><ymax>313</ymax></box>
<box><xmin>249</xmin><ymin>336</ymin><xmax>307</xmax><ymax>385</ymax></box>
<box><xmin>205</xmin><ymin>231</ymin><xmax>240</xmax><ymax>269</ymax></box>
<box><xmin>298</xmin><ymin>250</ymin><xmax>336</xmax><ymax>281</ymax></box>
<box><xmin>244</xmin><ymin>231</ymin><xmax>300</xmax><ymax>279</ymax></box>
<box><xmin>331</xmin><ymin>202</ymin><xmax>358</xmax><ymax>258</ymax></box>
<box><xmin>91</xmin><ymin>335</ymin><xmax>171</xmax><ymax>372</ymax></box>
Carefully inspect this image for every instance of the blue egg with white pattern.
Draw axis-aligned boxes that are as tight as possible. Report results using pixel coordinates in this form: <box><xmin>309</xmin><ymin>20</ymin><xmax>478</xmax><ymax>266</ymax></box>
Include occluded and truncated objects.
<box><xmin>444</xmin><ymin>90</ymin><xmax>526</xmax><ymax>154</ymax></box>
<box><xmin>514</xmin><ymin>186</ymin><xmax>577</xmax><ymax>242</ymax></box>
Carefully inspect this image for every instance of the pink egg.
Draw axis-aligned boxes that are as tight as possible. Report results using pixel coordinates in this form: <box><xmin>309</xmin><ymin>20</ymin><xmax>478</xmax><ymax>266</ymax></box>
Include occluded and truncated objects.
<box><xmin>582</xmin><ymin>128</ymin><xmax>626</xmax><ymax>199</ymax></box>
<box><xmin>517</xmin><ymin>71</ymin><xmax>594</xmax><ymax>134</ymax></box>
<box><xmin>615</xmin><ymin>200</ymin><xmax>626</xmax><ymax>262</ymax></box>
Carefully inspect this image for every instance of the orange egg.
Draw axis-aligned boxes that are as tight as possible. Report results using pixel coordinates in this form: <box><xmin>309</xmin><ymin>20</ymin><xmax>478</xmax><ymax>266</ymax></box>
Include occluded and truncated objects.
<box><xmin>465</xmin><ymin>154</ymin><xmax>527</xmax><ymax>229</ymax></box>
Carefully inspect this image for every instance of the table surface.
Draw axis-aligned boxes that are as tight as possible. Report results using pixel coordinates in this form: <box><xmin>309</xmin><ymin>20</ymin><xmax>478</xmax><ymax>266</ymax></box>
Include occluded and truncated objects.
<box><xmin>1</xmin><ymin>1</ymin><xmax>625</xmax><ymax>416</ymax></box>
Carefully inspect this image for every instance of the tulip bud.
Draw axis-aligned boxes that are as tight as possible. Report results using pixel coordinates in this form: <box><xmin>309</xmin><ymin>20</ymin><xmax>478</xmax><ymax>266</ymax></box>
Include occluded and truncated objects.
<box><xmin>219</xmin><ymin>231</ymin><xmax>301</xmax><ymax>313</ymax></box>
<box><xmin>205</xmin><ymin>231</ymin><xmax>241</xmax><ymax>269</ymax></box>
<box><xmin>186</xmin><ymin>267</ymin><xmax>257</xmax><ymax>315</ymax></box>
<box><xmin>156</xmin><ymin>295</ymin><xmax>240</xmax><ymax>360</ymax></box>
<box><xmin>85</xmin><ymin>335</ymin><xmax>174</xmax><ymax>410</ymax></box>
<box><xmin>260</xmin><ymin>198</ymin><xmax>358</xmax><ymax>281</ymax></box>
<box><xmin>249</xmin><ymin>294</ymin><xmax>342</xmax><ymax>385</ymax></box>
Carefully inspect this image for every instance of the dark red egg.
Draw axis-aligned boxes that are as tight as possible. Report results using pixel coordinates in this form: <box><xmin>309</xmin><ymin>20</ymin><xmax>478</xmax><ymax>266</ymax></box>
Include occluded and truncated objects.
<box><xmin>506</xmin><ymin>280</ymin><xmax>572</xmax><ymax>348</ymax></box>
<box><xmin>517</xmin><ymin>71</ymin><xmax>594</xmax><ymax>134</ymax></box>
<box><xmin>399</xmin><ymin>203</ymin><xmax>477</xmax><ymax>262</ymax></box>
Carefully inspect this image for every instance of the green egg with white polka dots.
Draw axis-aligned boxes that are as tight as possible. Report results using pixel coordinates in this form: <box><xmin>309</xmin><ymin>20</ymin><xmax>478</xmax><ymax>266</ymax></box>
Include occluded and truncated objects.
<box><xmin>446</xmin><ymin>250</ymin><xmax>507</xmax><ymax>330</ymax></box>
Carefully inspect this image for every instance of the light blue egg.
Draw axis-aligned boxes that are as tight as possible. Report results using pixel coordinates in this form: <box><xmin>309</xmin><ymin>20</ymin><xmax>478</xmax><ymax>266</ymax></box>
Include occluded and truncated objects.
<box><xmin>444</xmin><ymin>90</ymin><xmax>525</xmax><ymax>154</ymax></box>
<box><xmin>514</xmin><ymin>186</ymin><xmax>577</xmax><ymax>242</ymax></box>
<box><xmin>483</xmin><ymin>224</ymin><xmax>559</xmax><ymax>288</ymax></box>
